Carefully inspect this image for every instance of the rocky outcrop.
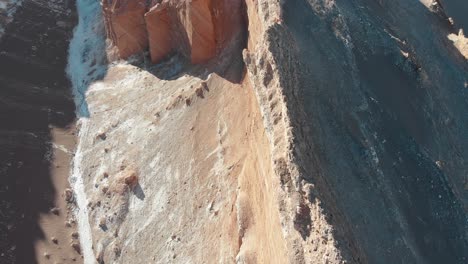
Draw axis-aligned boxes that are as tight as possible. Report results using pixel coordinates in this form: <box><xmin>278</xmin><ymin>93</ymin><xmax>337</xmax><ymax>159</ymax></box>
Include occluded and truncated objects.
<box><xmin>103</xmin><ymin>0</ymin><xmax>245</xmax><ymax>64</ymax></box>
<box><xmin>180</xmin><ymin>0</ymin><xmax>216</xmax><ymax>64</ymax></box>
<box><xmin>144</xmin><ymin>3</ymin><xmax>174</xmax><ymax>63</ymax></box>
<box><xmin>68</xmin><ymin>0</ymin><xmax>468</xmax><ymax>263</ymax></box>
<box><xmin>102</xmin><ymin>0</ymin><xmax>148</xmax><ymax>59</ymax></box>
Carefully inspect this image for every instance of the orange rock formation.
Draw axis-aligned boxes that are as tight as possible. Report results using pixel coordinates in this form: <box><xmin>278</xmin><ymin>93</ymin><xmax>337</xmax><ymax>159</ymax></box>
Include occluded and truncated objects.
<box><xmin>102</xmin><ymin>0</ymin><xmax>148</xmax><ymax>59</ymax></box>
<box><xmin>102</xmin><ymin>0</ymin><xmax>245</xmax><ymax>64</ymax></box>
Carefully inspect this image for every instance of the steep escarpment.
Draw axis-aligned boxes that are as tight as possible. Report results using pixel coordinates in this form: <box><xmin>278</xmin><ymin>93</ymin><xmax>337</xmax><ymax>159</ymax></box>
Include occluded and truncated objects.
<box><xmin>103</xmin><ymin>0</ymin><xmax>246</xmax><ymax>64</ymax></box>
<box><xmin>68</xmin><ymin>1</ymin><xmax>358</xmax><ymax>264</ymax></box>
<box><xmin>102</xmin><ymin>0</ymin><xmax>148</xmax><ymax>59</ymax></box>
<box><xmin>66</xmin><ymin>0</ymin><xmax>468</xmax><ymax>263</ymax></box>
<box><xmin>69</xmin><ymin>1</ymin><xmax>290</xmax><ymax>264</ymax></box>
<box><xmin>274</xmin><ymin>0</ymin><xmax>468</xmax><ymax>263</ymax></box>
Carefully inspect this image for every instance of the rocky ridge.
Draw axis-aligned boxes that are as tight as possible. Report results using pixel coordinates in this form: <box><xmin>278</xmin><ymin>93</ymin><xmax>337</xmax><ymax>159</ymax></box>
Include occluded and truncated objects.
<box><xmin>66</xmin><ymin>0</ymin><xmax>468</xmax><ymax>263</ymax></box>
<box><xmin>102</xmin><ymin>0</ymin><xmax>245</xmax><ymax>64</ymax></box>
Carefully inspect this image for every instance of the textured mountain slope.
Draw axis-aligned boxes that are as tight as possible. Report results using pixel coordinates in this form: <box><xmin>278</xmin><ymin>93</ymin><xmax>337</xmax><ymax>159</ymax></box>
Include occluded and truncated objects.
<box><xmin>6</xmin><ymin>0</ymin><xmax>462</xmax><ymax>263</ymax></box>
<box><xmin>272</xmin><ymin>0</ymin><xmax>468</xmax><ymax>263</ymax></box>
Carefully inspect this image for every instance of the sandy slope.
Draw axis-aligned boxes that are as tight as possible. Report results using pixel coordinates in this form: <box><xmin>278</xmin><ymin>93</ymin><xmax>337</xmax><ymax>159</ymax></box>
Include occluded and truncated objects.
<box><xmin>70</xmin><ymin>62</ymin><xmax>289</xmax><ymax>263</ymax></box>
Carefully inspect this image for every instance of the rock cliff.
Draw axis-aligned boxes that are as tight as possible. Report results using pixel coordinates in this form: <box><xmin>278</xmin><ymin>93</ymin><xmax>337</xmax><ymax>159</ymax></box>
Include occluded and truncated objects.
<box><xmin>103</xmin><ymin>0</ymin><xmax>245</xmax><ymax>64</ymax></box>
<box><xmin>2</xmin><ymin>0</ymin><xmax>466</xmax><ymax>263</ymax></box>
<box><xmin>102</xmin><ymin>0</ymin><xmax>148</xmax><ymax>59</ymax></box>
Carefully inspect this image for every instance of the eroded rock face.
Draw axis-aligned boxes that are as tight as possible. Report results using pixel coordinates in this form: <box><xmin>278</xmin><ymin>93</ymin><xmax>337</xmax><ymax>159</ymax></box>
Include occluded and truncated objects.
<box><xmin>102</xmin><ymin>0</ymin><xmax>148</xmax><ymax>59</ymax></box>
<box><xmin>103</xmin><ymin>0</ymin><xmax>245</xmax><ymax>64</ymax></box>
<box><xmin>71</xmin><ymin>0</ymin><xmax>468</xmax><ymax>263</ymax></box>
<box><xmin>144</xmin><ymin>3</ymin><xmax>174</xmax><ymax>63</ymax></box>
<box><xmin>180</xmin><ymin>0</ymin><xmax>216</xmax><ymax>64</ymax></box>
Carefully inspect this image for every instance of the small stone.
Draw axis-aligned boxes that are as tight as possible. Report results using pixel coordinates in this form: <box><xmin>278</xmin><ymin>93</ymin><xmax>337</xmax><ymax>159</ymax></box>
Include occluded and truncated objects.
<box><xmin>64</xmin><ymin>188</ymin><xmax>73</xmax><ymax>202</ymax></box>
<box><xmin>99</xmin><ymin>217</ymin><xmax>106</xmax><ymax>229</ymax></box>
<box><xmin>71</xmin><ymin>242</ymin><xmax>81</xmax><ymax>254</ymax></box>
<box><xmin>51</xmin><ymin>237</ymin><xmax>58</xmax><ymax>244</ymax></box>
<box><xmin>113</xmin><ymin>246</ymin><xmax>121</xmax><ymax>256</ymax></box>
<box><xmin>71</xmin><ymin>232</ymin><xmax>79</xmax><ymax>239</ymax></box>
<box><xmin>44</xmin><ymin>252</ymin><xmax>50</xmax><ymax>259</ymax></box>
<box><xmin>103</xmin><ymin>172</ymin><xmax>109</xmax><ymax>178</ymax></box>
<box><xmin>96</xmin><ymin>250</ymin><xmax>104</xmax><ymax>263</ymax></box>
<box><xmin>50</xmin><ymin>207</ymin><xmax>60</xmax><ymax>215</ymax></box>
<box><xmin>195</xmin><ymin>87</ymin><xmax>204</xmax><ymax>98</ymax></box>
<box><xmin>101</xmin><ymin>185</ymin><xmax>109</xmax><ymax>194</ymax></box>
<box><xmin>448</xmin><ymin>17</ymin><xmax>454</xmax><ymax>25</ymax></box>
<box><xmin>124</xmin><ymin>174</ymin><xmax>138</xmax><ymax>189</ymax></box>
<box><xmin>97</xmin><ymin>132</ymin><xmax>106</xmax><ymax>140</ymax></box>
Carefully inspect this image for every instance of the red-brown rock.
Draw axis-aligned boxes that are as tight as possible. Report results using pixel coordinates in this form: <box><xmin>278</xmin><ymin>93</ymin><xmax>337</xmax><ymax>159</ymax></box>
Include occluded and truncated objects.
<box><xmin>103</xmin><ymin>0</ymin><xmax>245</xmax><ymax>64</ymax></box>
<box><xmin>144</xmin><ymin>3</ymin><xmax>174</xmax><ymax>63</ymax></box>
<box><xmin>182</xmin><ymin>0</ymin><xmax>216</xmax><ymax>64</ymax></box>
<box><xmin>102</xmin><ymin>0</ymin><xmax>149</xmax><ymax>59</ymax></box>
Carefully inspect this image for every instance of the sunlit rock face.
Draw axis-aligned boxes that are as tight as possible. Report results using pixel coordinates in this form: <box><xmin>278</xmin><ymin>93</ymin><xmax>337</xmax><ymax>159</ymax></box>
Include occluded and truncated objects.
<box><xmin>102</xmin><ymin>0</ymin><xmax>245</xmax><ymax>64</ymax></box>
<box><xmin>144</xmin><ymin>3</ymin><xmax>173</xmax><ymax>64</ymax></box>
<box><xmin>102</xmin><ymin>0</ymin><xmax>148</xmax><ymax>59</ymax></box>
<box><xmin>64</xmin><ymin>0</ymin><xmax>468</xmax><ymax>263</ymax></box>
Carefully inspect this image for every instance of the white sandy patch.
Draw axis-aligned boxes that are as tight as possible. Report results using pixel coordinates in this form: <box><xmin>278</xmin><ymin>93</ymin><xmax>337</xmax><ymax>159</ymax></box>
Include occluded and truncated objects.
<box><xmin>66</xmin><ymin>0</ymin><xmax>109</xmax><ymax>263</ymax></box>
<box><xmin>448</xmin><ymin>29</ymin><xmax>468</xmax><ymax>59</ymax></box>
<box><xmin>69</xmin><ymin>120</ymin><xmax>97</xmax><ymax>264</ymax></box>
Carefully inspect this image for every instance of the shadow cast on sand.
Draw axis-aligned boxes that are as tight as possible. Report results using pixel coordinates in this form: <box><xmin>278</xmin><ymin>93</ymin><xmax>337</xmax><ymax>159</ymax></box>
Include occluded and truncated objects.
<box><xmin>121</xmin><ymin>29</ymin><xmax>248</xmax><ymax>86</ymax></box>
<box><xmin>0</xmin><ymin>0</ymin><xmax>81</xmax><ymax>263</ymax></box>
<box><xmin>132</xmin><ymin>182</ymin><xmax>146</xmax><ymax>201</ymax></box>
